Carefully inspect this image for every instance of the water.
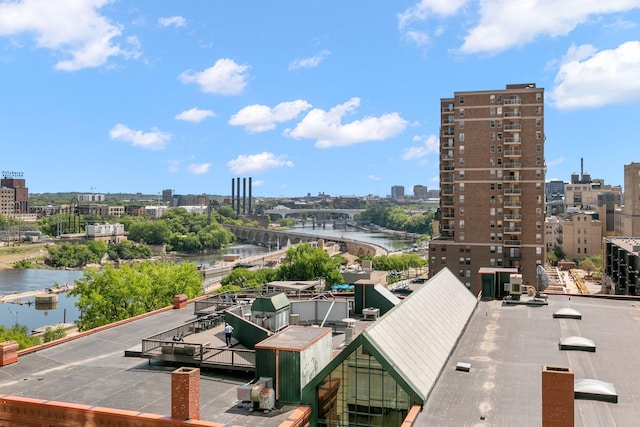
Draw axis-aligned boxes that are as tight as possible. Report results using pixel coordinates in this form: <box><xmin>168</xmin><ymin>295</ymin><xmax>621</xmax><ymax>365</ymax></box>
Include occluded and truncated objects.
<box><xmin>292</xmin><ymin>223</ymin><xmax>415</xmax><ymax>252</ymax></box>
<box><xmin>0</xmin><ymin>232</ymin><xmax>410</xmax><ymax>333</ymax></box>
<box><xmin>0</xmin><ymin>269</ymin><xmax>83</xmax><ymax>333</ymax></box>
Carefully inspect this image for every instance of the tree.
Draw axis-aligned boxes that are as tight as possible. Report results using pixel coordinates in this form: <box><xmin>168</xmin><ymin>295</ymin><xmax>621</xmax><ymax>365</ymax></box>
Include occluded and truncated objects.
<box><xmin>276</xmin><ymin>243</ymin><xmax>344</xmax><ymax>286</ymax></box>
<box><xmin>70</xmin><ymin>261</ymin><xmax>203</xmax><ymax>331</ymax></box>
<box><xmin>107</xmin><ymin>240</ymin><xmax>152</xmax><ymax>260</ymax></box>
<box><xmin>0</xmin><ymin>324</ymin><xmax>40</xmax><ymax>349</ymax></box>
<box><xmin>42</xmin><ymin>326</ymin><xmax>67</xmax><ymax>343</ymax></box>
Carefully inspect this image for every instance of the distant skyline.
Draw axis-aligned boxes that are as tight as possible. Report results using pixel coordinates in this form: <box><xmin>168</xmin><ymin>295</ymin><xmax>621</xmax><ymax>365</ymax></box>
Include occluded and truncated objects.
<box><xmin>1</xmin><ymin>1</ymin><xmax>640</xmax><ymax>197</ymax></box>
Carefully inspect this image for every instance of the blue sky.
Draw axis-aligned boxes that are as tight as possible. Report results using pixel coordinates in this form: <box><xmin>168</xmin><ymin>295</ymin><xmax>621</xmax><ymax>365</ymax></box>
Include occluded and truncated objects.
<box><xmin>1</xmin><ymin>1</ymin><xmax>639</xmax><ymax>198</ymax></box>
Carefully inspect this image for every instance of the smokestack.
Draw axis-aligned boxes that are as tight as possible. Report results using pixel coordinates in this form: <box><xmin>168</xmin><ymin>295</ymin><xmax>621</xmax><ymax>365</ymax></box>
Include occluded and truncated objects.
<box><xmin>243</xmin><ymin>177</ymin><xmax>246</xmax><ymax>215</ymax></box>
<box><xmin>581</xmin><ymin>158</ymin><xmax>583</xmax><ymax>181</ymax></box>
<box><xmin>249</xmin><ymin>177</ymin><xmax>252</xmax><ymax>215</ymax></box>
<box><xmin>236</xmin><ymin>177</ymin><xmax>241</xmax><ymax>216</ymax></box>
<box><xmin>232</xmin><ymin>179</ymin><xmax>236</xmax><ymax>213</ymax></box>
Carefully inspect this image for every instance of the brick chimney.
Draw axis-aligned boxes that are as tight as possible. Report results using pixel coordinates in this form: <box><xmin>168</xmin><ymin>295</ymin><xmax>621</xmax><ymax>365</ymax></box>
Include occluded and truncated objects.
<box><xmin>0</xmin><ymin>340</ymin><xmax>19</xmax><ymax>366</ymax></box>
<box><xmin>542</xmin><ymin>365</ymin><xmax>574</xmax><ymax>427</ymax></box>
<box><xmin>171</xmin><ymin>367</ymin><xmax>200</xmax><ymax>420</ymax></box>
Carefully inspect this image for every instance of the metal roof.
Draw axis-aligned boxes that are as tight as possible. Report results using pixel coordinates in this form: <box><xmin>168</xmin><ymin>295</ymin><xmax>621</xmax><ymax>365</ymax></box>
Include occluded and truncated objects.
<box><xmin>251</xmin><ymin>292</ymin><xmax>290</xmax><ymax>312</ymax></box>
<box><xmin>363</xmin><ymin>267</ymin><xmax>478</xmax><ymax>402</ymax></box>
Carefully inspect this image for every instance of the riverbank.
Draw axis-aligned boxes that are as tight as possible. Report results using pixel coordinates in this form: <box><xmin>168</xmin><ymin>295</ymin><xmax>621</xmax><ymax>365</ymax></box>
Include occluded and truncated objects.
<box><xmin>0</xmin><ymin>243</ymin><xmax>48</xmax><ymax>270</ymax></box>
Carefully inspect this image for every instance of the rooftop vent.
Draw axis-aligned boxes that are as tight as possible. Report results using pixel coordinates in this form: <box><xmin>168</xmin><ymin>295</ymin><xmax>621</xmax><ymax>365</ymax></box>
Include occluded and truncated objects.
<box><xmin>553</xmin><ymin>308</ymin><xmax>582</xmax><ymax>319</ymax></box>
<box><xmin>574</xmin><ymin>379</ymin><xmax>618</xmax><ymax>403</ymax></box>
<box><xmin>559</xmin><ymin>336</ymin><xmax>595</xmax><ymax>352</ymax></box>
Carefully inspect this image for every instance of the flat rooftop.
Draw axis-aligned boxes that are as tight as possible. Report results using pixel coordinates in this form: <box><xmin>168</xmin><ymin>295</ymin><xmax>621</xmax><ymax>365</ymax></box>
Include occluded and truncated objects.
<box><xmin>417</xmin><ymin>295</ymin><xmax>640</xmax><ymax>426</ymax></box>
<box><xmin>0</xmin><ymin>303</ymin><xmax>299</xmax><ymax>426</ymax></box>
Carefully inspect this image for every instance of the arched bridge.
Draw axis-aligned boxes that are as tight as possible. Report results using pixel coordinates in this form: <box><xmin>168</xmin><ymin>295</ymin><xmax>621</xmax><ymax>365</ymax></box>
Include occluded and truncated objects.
<box><xmin>224</xmin><ymin>225</ymin><xmax>387</xmax><ymax>258</ymax></box>
<box><xmin>264</xmin><ymin>207</ymin><xmax>365</xmax><ymax>220</ymax></box>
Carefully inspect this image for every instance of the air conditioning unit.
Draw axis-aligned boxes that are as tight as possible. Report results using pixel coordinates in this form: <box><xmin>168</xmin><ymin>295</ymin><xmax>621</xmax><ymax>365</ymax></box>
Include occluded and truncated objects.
<box><xmin>362</xmin><ymin>307</ymin><xmax>380</xmax><ymax>320</ymax></box>
<box><xmin>509</xmin><ymin>274</ymin><xmax>522</xmax><ymax>300</ymax></box>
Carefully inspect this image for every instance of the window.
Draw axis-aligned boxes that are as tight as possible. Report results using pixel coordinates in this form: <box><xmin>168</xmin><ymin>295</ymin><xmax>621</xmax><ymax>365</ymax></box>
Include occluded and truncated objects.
<box><xmin>459</xmin><ymin>120</ymin><xmax>465</xmax><ymax>129</ymax></box>
<box><xmin>490</xmin><ymin>233</ymin><xmax>496</xmax><ymax>241</ymax></box>
<box><xmin>490</xmin><ymin>258</ymin><xmax>496</xmax><ymax>266</ymax></box>
<box><xmin>490</xmin><ymin>107</ymin><xmax>496</xmax><ymax>116</ymax></box>
<box><xmin>497</xmin><ymin>246</ymin><xmax>503</xmax><ymax>254</ymax></box>
<box><xmin>490</xmin><ymin>183</ymin><xmax>496</xmax><ymax>190</ymax></box>
<box><xmin>490</xmin><ymin>94</ymin><xmax>495</xmax><ymax>103</ymax></box>
<box><xmin>536</xmin><ymin>131</ymin><xmax>542</xmax><ymax>140</ymax></box>
<box><xmin>459</xmin><ymin>207</ymin><xmax>465</xmax><ymax>216</ymax></box>
<box><xmin>459</xmin><ymin>145</ymin><xmax>465</xmax><ymax>154</ymax></box>
<box><xmin>459</xmin><ymin>195</ymin><xmax>465</xmax><ymax>203</ymax></box>
<box><xmin>490</xmin><ymin>170</ymin><xmax>496</xmax><ymax>178</ymax></box>
<box><xmin>490</xmin><ymin>195</ymin><xmax>496</xmax><ymax>204</ymax></box>
<box><xmin>459</xmin><ymin>133</ymin><xmax>465</xmax><ymax>141</ymax></box>
<box><xmin>441</xmin><ymin>257</ymin><xmax>447</xmax><ymax>264</ymax></box>
<box><xmin>497</xmin><ymin>132</ymin><xmax>503</xmax><ymax>140</ymax></box>
<box><xmin>459</xmin><ymin>233</ymin><xmax>464</xmax><ymax>241</ymax></box>
<box><xmin>536</xmin><ymin>169</ymin><xmax>542</xmax><ymax>178</ymax></box>
<box><xmin>490</xmin><ymin>132</ymin><xmax>495</xmax><ymax>140</ymax></box>
<box><xmin>536</xmin><ymin>208</ymin><xmax>542</xmax><ymax>217</ymax></box>
<box><xmin>577</xmin><ymin>238</ymin><xmax>581</xmax><ymax>244</ymax></box>
<box><xmin>459</xmin><ymin>183</ymin><xmax>465</xmax><ymax>191</ymax></box>
<box><xmin>536</xmin><ymin>247</ymin><xmax>542</xmax><ymax>255</ymax></box>
<box><xmin>497</xmin><ymin>145</ymin><xmax>502</xmax><ymax>153</ymax></box>
<box><xmin>466</xmin><ymin>270</ymin><xmax>471</xmax><ymax>278</ymax></box>
<box><xmin>490</xmin><ymin>120</ymin><xmax>495</xmax><ymax>128</ymax></box>
<box><xmin>497</xmin><ymin>233</ymin><xmax>503</xmax><ymax>241</ymax></box>
<box><xmin>536</xmin><ymin>233</ymin><xmax>542</xmax><ymax>242</ymax></box>
<box><xmin>536</xmin><ymin>157</ymin><xmax>542</xmax><ymax>165</ymax></box>
<box><xmin>536</xmin><ymin>182</ymin><xmax>542</xmax><ymax>191</ymax></box>
<box><xmin>490</xmin><ymin>208</ymin><xmax>495</xmax><ymax>216</ymax></box>
<box><xmin>459</xmin><ymin>270</ymin><xmax>465</xmax><ymax>277</ymax></box>
<box><xmin>459</xmin><ymin>220</ymin><xmax>465</xmax><ymax>228</ymax></box>
<box><xmin>536</xmin><ymin>92</ymin><xmax>542</xmax><ymax>101</ymax></box>
<box><xmin>459</xmin><ymin>108</ymin><xmax>465</xmax><ymax>117</ymax></box>
<box><xmin>497</xmin><ymin>158</ymin><xmax>503</xmax><ymax>165</ymax></box>
<box><xmin>490</xmin><ymin>245</ymin><xmax>496</xmax><ymax>253</ymax></box>
<box><xmin>577</xmin><ymin>248</ymin><xmax>581</xmax><ymax>254</ymax></box>
<box><xmin>465</xmin><ymin>258</ymin><xmax>471</xmax><ymax>265</ymax></box>
<box><xmin>459</xmin><ymin>257</ymin><xmax>465</xmax><ymax>264</ymax></box>
<box><xmin>459</xmin><ymin>96</ymin><xmax>465</xmax><ymax>104</ymax></box>
<box><xmin>459</xmin><ymin>158</ymin><xmax>464</xmax><ymax>166</ymax></box>
<box><xmin>490</xmin><ymin>145</ymin><xmax>496</xmax><ymax>153</ymax></box>
<box><xmin>459</xmin><ymin>170</ymin><xmax>465</xmax><ymax>179</ymax></box>
<box><xmin>536</xmin><ymin>221</ymin><xmax>542</xmax><ymax>230</ymax></box>
<box><xmin>536</xmin><ymin>118</ymin><xmax>542</xmax><ymax>127</ymax></box>
<box><xmin>497</xmin><ymin>95</ymin><xmax>502</xmax><ymax>103</ymax></box>
<box><xmin>536</xmin><ymin>144</ymin><xmax>542</xmax><ymax>152</ymax></box>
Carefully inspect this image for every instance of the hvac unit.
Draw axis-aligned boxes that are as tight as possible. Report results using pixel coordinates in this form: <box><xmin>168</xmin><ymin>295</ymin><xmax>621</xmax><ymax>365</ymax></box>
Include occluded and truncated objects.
<box><xmin>509</xmin><ymin>274</ymin><xmax>522</xmax><ymax>300</ymax></box>
<box><xmin>237</xmin><ymin>377</ymin><xmax>275</xmax><ymax>412</ymax></box>
<box><xmin>362</xmin><ymin>307</ymin><xmax>380</xmax><ymax>320</ymax></box>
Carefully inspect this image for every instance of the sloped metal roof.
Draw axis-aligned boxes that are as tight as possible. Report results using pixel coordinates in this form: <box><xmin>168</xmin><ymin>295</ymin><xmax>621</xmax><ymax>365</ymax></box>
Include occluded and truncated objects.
<box><xmin>363</xmin><ymin>267</ymin><xmax>478</xmax><ymax>402</ymax></box>
<box><xmin>251</xmin><ymin>292</ymin><xmax>291</xmax><ymax>312</ymax></box>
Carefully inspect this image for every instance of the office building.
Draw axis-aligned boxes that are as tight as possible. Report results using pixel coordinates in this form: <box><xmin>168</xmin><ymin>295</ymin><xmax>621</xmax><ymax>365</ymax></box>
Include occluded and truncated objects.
<box><xmin>429</xmin><ymin>83</ymin><xmax>546</xmax><ymax>296</ymax></box>
<box><xmin>619</xmin><ymin>162</ymin><xmax>640</xmax><ymax>236</ymax></box>
<box><xmin>413</xmin><ymin>185</ymin><xmax>429</xmax><ymax>198</ymax></box>
<box><xmin>0</xmin><ymin>173</ymin><xmax>28</xmax><ymax>215</ymax></box>
<box><xmin>391</xmin><ymin>185</ymin><xmax>404</xmax><ymax>200</ymax></box>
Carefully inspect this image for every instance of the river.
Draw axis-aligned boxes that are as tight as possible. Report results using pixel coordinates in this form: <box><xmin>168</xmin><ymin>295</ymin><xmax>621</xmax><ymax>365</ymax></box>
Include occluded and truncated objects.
<box><xmin>0</xmin><ymin>228</ymin><xmax>415</xmax><ymax>333</ymax></box>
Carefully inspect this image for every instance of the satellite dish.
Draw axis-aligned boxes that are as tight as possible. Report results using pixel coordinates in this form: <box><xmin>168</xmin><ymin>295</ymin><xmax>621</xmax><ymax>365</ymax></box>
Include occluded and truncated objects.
<box><xmin>536</xmin><ymin>265</ymin><xmax>549</xmax><ymax>293</ymax></box>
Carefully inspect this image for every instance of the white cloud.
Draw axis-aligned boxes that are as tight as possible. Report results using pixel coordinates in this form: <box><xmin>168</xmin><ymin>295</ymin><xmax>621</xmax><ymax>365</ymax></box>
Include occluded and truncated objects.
<box><xmin>109</xmin><ymin>123</ymin><xmax>171</xmax><ymax>150</ymax></box>
<box><xmin>285</xmin><ymin>98</ymin><xmax>407</xmax><ymax>148</ymax></box>
<box><xmin>546</xmin><ymin>156</ymin><xmax>565</xmax><ymax>168</ymax></box>
<box><xmin>398</xmin><ymin>0</ymin><xmax>468</xmax><ymax>30</ymax></box>
<box><xmin>0</xmin><ymin>0</ymin><xmax>139</xmax><ymax>71</ymax></box>
<box><xmin>186</xmin><ymin>163</ymin><xmax>211</xmax><ymax>174</ymax></box>
<box><xmin>252</xmin><ymin>179</ymin><xmax>265</xmax><ymax>187</ymax></box>
<box><xmin>159</xmin><ymin>16</ymin><xmax>186</xmax><ymax>28</ymax></box>
<box><xmin>550</xmin><ymin>41</ymin><xmax>640</xmax><ymax>109</ymax></box>
<box><xmin>460</xmin><ymin>1</ymin><xmax>640</xmax><ymax>54</ymax></box>
<box><xmin>227</xmin><ymin>152</ymin><xmax>294</xmax><ymax>175</ymax></box>
<box><xmin>368</xmin><ymin>175</ymin><xmax>382</xmax><ymax>181</ymax></box>
<box><xmin>229</xmin><ymin>100</ymin><xmax>312</xmax><ymax>133</ymax></box>
<box><xmin>289</xmin><ymin>50</ymin><xmax>331</xmax><ymax>70</ymax></box>
<box><xmin>175</xmin><ymin>107</ymin><xmax>216</xmax><ymax>123</ymax></box>
<box><xmin>179</xmin><ymin>58</ymin><xmax>250</xmax><ymax>96</ymax></box>
<box><xmin>402</xmin><ymin>134</ymin><xmax>439</xmax><ymax>160</ymax></box>
<box><xmin>404</xmin><ymin>31</ymin><xmax>430</xmax><ymax>47</ymax></box>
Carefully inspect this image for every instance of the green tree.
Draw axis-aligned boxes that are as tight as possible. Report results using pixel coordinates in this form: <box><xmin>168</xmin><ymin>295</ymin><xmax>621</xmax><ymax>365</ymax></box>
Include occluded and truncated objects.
<box><xmin>0</xmin><ymin>324</ymin><xmax>40</xmax><ymax>349</ymax></box>
<box><xmin>70</xmin><ymin>261</ymin><xmax>203</xmax><ymax>331</ymax></box>
<box><xmin>45</xmin><ymin>242</ymin><xmax>102</xmax><ymax>268</ymax></box>
<box><xmin>276</xmin><ymin>243</ymin><xmax>344</xmax><ymax>286</ymax></box>
<box><xmin>42</xmin><ymin>326</ymin><xmax>67</xmax><ymax>343</ymax></box>
<box><xmin>107</xmin><ymin>240</ymin><xmax>152</xmax><ymax>260</ymax></box>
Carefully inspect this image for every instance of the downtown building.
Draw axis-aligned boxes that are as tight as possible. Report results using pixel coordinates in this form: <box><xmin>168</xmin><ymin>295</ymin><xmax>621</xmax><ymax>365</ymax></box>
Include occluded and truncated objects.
<box><xmin>428</xmin><ymin>84</ymin><xmax>546</xmax><ymax>297</ymax></box>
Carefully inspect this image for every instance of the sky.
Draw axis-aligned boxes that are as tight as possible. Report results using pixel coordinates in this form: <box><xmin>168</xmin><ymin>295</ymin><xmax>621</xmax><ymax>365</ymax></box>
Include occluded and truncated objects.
<box><xmin>1</xmin><ymin>1</ymin><xmax>640</xmax><ymax>198</ymax></box>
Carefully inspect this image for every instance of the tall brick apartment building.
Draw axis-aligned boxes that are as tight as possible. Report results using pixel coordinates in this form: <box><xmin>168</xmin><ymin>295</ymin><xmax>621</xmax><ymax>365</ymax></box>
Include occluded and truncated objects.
<box><xmin>428</xmin><ymin>84</ymin><xmax>546</xmax><ymax>297</ymax></box>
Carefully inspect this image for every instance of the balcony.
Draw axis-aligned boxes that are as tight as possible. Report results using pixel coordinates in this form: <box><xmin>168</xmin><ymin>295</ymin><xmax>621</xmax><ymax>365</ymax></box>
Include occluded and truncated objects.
<box><xmin>504</xmin><ymin>124</ymin><xmax>521</xmax><ymax>131</ymax></box>
<box><xmin>504</xmin><ymin>97</ymin><xmax>521</xmax><ymax>105</ymax></box>
<box><xmin>504</xmin><ymin>226</ymin><xmax>522</xmax><ymax>234</ymax></box>
<box><xmin>441</xmin><ymin>209</ymin><xmax>455</xmax><ymax>219</ymax></box>
<box><xmin>504</xmin><ymin>239</ymin><xmax>522</xmax><ymax>246</ymax></box>
<box><xmin>504</xmin><ymin>161</ymin><xmax>522</xmax><ymax>169</ymax></box>
<box><xmin>503</xmin><ymin>136</ymin><xmax>521</xmax><ymax>144</ymax></box>
<box><xmin>443</xmin><ymin>163</ymin><xmax>455</xmax><ymax>171</ymax></box>
<box><xmin>504</xmin><ymin>214</ymin><xmax>521</xmax><ymax>221</ymax></box>
<box><xmin>442</xmin><ymin>130</ymin><xmax>455</xmax><ymax>136</ymax></box>
<box><xmin>441</xmin><ymin>188</ymin><xmax>454</xmax><ymax>196</ymax></box>
<box><xmin>504</xmin><ymin>149</ymin><xmax>521</xmax><ymax>156</ymax></box>
<box><xmin>441</xmin><ymin>175</ymin><xmax>455</xmax><ymax>183</ymax></box>
<box><xmin>503</xmin><ymin>111</ymin><xmax>521</xmax><ymax>118</ymax></box>
<box><xmin>442</xmin><ymin>197</ymin><xmax>454</xmax><ymax>207</ymax></box>
<box><xmin>504</xmin><ymin>201</ymin><xmax>522</xmax><ymax>208</ymax></box>
<box><xmin>503</xmin><ymin>175</ymin><xmax>520</xmax><ymax>182</ymax></box>
<box><xmin>504</xmin><ymin>188</ymin><xmax>521</xmax><ymax>195</ymax></box>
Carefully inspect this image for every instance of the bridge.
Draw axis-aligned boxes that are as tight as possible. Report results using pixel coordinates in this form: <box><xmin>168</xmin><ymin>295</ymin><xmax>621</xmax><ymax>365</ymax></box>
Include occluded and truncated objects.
<box><xmin>224</xmin><ymin>225</ymin><xmax>387</xmax><ymax>258</ymax></box>
<box><xmin>264</xmin><ymin>207</ymin><xmax>365</xmax><ymax>220</ymax></box>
